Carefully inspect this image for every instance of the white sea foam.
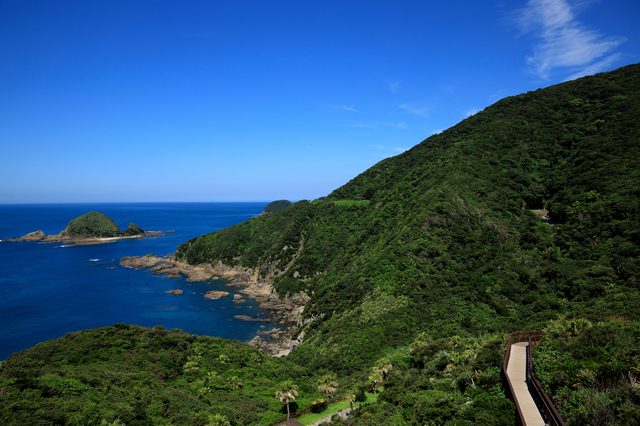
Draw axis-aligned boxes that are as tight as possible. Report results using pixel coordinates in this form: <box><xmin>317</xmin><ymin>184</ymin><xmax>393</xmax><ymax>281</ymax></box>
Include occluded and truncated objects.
<box><xmin>89</xmin><ymin>259</ymin><xmax>100</xmax><ymax>262</ymax></box>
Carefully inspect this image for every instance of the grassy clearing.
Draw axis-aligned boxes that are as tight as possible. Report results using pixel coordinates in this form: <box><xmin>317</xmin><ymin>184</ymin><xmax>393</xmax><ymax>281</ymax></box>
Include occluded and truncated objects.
<box><xmin>311</xmin><ymin>199</ymin><xmax>371</xmax><ymax>207</ymax></box>
<box><xmin>297</xmin><ymin>392</ymin><xmax>378</xmax><ymax>425</ymax></box>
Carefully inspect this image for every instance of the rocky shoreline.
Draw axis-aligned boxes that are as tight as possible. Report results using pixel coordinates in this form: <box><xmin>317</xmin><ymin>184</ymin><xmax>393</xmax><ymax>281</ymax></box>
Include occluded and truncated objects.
<box><xmin>119</xmin><ymin>255</ymin><xmax>308</xmax><ymax>357</ymax></box>
<box><xmin>5</xmin><ymin>230</ymin><xmax>170</xmax><ymax>246</ymax></box>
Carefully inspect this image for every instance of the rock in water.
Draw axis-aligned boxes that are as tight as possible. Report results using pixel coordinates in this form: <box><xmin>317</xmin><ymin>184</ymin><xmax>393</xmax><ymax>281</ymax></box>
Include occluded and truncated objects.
<box><xmin>204</xmin><ymin>291</ymin><xmax>230</xmax><ymax>299</ymax></box>
<box><xmin>16</xmin><ymin>230</ymin><xmax>46</xmax><ymax>241</ymax></box>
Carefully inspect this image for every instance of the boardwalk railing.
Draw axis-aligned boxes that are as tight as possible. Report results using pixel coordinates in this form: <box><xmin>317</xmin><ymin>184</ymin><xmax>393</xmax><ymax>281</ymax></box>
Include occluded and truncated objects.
<box><xmin>502</xmin><ymin>331</ymin><xmax>566</xmax><ymax>426</ymax></box>
<box><xmin>527</xmin><ymin>335</ymin><xmax>566</xmax><ymax>426</ymax></box>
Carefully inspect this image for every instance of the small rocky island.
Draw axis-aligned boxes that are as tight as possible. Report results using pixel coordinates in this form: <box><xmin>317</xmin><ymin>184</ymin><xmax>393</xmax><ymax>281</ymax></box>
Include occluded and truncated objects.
<box><xmin>5</xmin><ymin>211</ymin><xmax>167</xmax><ymax>246</ymax></box>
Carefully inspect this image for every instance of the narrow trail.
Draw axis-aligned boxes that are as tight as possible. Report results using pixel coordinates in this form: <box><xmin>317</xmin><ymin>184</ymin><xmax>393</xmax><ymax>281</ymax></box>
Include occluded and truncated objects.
<box><xmin>306</xmin><ymin>407</ymin><xmax>354</xmax><ymax>426</ymax></box>
<box><xmin>505</xmin><ymin>341</ymin><xmax>546</xmax><ymax>426</ymax></box>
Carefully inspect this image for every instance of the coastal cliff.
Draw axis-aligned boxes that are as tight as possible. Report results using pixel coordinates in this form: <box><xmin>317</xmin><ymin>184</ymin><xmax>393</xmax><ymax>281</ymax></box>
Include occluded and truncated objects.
<box><xmin>120</xmin><ymin>254</ymin><xmax>309</xmax><ymax>356</ymax></box>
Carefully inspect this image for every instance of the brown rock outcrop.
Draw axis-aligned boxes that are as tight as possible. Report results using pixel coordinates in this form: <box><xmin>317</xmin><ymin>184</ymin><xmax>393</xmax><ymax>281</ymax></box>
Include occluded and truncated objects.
<box><xmin>6</xmin><ymin>231</ymin><xmax>169</xmax><ymax>246</ymax></box>
<box><xmin>204</xmin><ymin>291</ymin><xmax>230</xmax><ymax>299</ymax></box>
<box><xmin>119</xmin><ymin>254</ymin><xmax>311</xmax><ymax>357</ymax></box>
<box><xmin>15</xmin><ymin>230</ymin><xmax>46</xmax><ymax>241</ymax></box>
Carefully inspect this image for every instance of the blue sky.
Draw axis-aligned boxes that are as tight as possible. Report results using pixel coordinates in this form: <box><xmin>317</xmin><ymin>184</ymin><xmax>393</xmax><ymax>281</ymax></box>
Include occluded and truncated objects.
<box><xmin>1</xmin><ymin>0</ymin><xmax>638</xmax><ymax>203</ymax></box>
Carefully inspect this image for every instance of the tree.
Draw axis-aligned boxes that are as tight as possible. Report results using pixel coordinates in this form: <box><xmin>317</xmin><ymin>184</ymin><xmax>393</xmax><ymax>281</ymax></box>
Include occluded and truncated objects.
<box><xmin>369</xmin><ymin>372</ymin><xmax>382</xmax><ymax>395</ymax></box>
<box><xmin>373</xmin><ymin>357</ymin><xmax>392</xmax><ymax>380</ymax></box>
<box><xmin>206</xmin><ymin>414</ymin><xmax>230</xmax><ymax>426</ymax></box>
<box><xmin>275</xmin><ymin>380</ymin><xmax>299</xmax><ymax>420</ymax></box>
<box><xmin>228</xmin><ymin>375</ymin><xmax>242</xmax><ymax>389</ymax></box>
<box><xmin>346</xmin><ymin>391</ymin><xmax>357</xmax><ymax>410</ymax></box>
<box><xmin>183</xmin><ymin>360</ymin><xmax>199</xmax><ymax>373</ymax></box>
<box><xmin>317</xmin><ymin>373</ymin><xmax>338</xmax><ymax>399</ymax></box>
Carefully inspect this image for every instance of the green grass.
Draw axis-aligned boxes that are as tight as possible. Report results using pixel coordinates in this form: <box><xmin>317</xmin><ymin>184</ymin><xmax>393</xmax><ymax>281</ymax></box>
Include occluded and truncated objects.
<box><xmin>311</xmin><ymin>199</ymin><xmax>371</xmax><ymax>207</ymax></box>
<box><xmin>297</xmin><ymin>392</ymin><xmax>378</xmax><ymax>425</ymax></box>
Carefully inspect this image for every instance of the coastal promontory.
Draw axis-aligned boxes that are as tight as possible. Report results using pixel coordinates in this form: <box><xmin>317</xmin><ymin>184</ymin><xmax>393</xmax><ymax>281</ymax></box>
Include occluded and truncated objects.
<box><xmin>261</xmin><ymin>199</ymin><xmax>293</xmax><ymax>214</ymax></box>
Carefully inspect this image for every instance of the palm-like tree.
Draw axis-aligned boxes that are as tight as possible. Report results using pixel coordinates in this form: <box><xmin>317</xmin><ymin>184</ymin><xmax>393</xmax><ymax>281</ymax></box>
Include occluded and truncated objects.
<box><xmin>275</xmin><ymin>380</ymin><xmax>299</xmax><ymax>420</ymax></box>
<box><xmin>369</xmin><ymin>372</ymin><xmax>382</xmax><ymax>395</ymax></box>
<box><xmin>198</xmin><ymin>386</ymin><xmax>212</xmax><ymax>396</ymax></box>
<box><xmin>373</xmin><ymin>357</ymin><xmax>392</xmax><ymax>379</ymax></box>
<box><xmin>228</xmin><ymin>375</ymin><xmax>242</xmax><ymax>389</ymax></box>
<box><xmin>346</xmin><ymin>391</ymin><xmax>357</xmax><ymax>410</ymax></box>
<box><xmin>183</xmin><ymin>361</ymin><xmax>199</xmax><ymax>373</ymax></box>
<box><xmin>317</xmin><ymin>373</ymin><xmax>338</xmax><ymax>399</ymax></box>
<box><xmin>206</xmin><ymin>414</ymin><xmax>230</xmax><ymax>426</ymax></box>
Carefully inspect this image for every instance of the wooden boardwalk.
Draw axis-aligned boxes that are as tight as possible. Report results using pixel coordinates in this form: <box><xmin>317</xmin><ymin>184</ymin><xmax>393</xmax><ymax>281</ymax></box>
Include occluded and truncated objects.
<box><xmin>505</xmin><ymin>342</ymin><xmax>546</xmax><ymax>426</ymax></box>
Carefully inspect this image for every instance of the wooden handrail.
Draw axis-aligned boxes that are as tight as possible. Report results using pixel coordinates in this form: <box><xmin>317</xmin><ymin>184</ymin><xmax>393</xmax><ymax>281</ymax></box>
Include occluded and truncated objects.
<box><xmin>502</xmin><ymin>331</ymin><xmax>566</xmax><ymax>426</ymax></box>
<box><xmin>527</xmin><ymin>336</ymin><xmax>566</xmax><ymax>426</ymax></box>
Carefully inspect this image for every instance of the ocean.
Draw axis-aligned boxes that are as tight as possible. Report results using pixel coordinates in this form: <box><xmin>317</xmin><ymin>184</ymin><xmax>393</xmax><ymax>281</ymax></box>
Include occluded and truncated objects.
<box><xmin>0</xmin><ymin>202</ymin><xmax>275</xmax><ymax>361</ymax></box>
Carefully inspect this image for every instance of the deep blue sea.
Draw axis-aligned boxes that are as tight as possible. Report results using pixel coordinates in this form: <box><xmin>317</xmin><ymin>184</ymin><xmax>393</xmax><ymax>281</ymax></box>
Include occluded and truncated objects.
<box><xmin>0</xmin><ymin>202</ymin><xmax>274</xmax><ymax>361</ymax></box>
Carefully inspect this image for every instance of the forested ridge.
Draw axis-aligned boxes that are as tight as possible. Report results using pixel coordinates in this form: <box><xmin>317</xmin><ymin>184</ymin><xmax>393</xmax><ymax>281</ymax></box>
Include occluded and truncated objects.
<box><xmin>177</xmin><ymin>63</ymin><xmax>640</xmax><ymax>370</ymax></box>
<box><xmin>2</xmin><ymin>63</ymin><xmax>640</xmax><ymax>425</ymax></box>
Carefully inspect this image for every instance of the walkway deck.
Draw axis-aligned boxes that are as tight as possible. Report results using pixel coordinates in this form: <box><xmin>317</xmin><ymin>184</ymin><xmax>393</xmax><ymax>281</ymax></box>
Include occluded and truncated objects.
<box><xmin>506</xmin><ymin>342</ymin><xmax>546</xmax><ymax>426</ymax></box>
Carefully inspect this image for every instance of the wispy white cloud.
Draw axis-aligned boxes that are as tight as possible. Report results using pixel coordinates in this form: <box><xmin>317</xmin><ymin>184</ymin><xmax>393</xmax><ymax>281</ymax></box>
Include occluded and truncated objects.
<box><xmin>465</xmin><ymin>108</ymin><xmax>480</xmax><ymax>117</ymax></box>
<box><xmin>564</xmin><ymin>52</ymin><xmax>622</xmax><ymax>81</ymax></box>
<box><xmin>512</xmin><ymin>0</ymin><xmax>626</xmax><ymax>80</ymax></box>
<box><xmin>389</xmin><ymin>81</ymin><xmax>402</xmax><ymax>93</ymax></box>
<box><xmin>341</xmin><ymin>105</ymin><xmax>362</xmax><ymax>113</ymax></box>
<box><xmin>387</xmin><ymin>122</ymin><xmax>408</xmax><ymax>129</ymax></box>
<box><xmin>399</xmin><ymin>103</ymin><xmax>429</xmax><ymax>117</ymax></box>
<box><xmin>489</xmin><ymin>89</ymin><xmax>510</xmax><ymax>103</ymax></box>
<box><xmin>430</xmin><ymin>129</ymin><xmax>444</xmax><ymax>135</ymax></box>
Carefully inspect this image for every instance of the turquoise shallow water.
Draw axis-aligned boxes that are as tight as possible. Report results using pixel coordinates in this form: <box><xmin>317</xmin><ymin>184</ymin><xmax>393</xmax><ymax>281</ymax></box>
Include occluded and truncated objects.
<box><xmin>0</xmin><ymin>202</ymin><xmax>274</xmax><ymax>360</ymax></box>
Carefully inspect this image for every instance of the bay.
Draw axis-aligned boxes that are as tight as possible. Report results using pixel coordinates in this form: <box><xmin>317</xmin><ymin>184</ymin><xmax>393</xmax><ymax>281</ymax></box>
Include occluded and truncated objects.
<box><xmin>0</xmin><ymin>202</ymin><xmax>273</xmax><ymax>361</ymax></box>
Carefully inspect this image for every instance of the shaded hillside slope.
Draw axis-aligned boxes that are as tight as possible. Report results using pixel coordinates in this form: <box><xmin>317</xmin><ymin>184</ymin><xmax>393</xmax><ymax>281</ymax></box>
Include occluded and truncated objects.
<box><xmin>0</xmin><ymin>325</ymin><xmax>319</xmax><ymax>426</ymax></box>
<box><xmin>176</xmin><ymin>63</ymin><xmax>640</xmax><ymax>374</ymax></box>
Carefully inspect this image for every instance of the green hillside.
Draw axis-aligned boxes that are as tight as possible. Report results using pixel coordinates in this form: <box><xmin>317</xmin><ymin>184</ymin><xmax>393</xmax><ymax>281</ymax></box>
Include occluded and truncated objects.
<box><xmin>262</xmin><ymin>200</ymin><xmax>293</xmax><ymax>214</ymax></box>
<box><xmin>176</xmin><ymin>63</ymin><xmax>640</xmax><ymax>375</ymax></box>
<box><xmin>0</xmin><ymin>325</ymin><xmax>320</xmax><ymax>425</ymax></box>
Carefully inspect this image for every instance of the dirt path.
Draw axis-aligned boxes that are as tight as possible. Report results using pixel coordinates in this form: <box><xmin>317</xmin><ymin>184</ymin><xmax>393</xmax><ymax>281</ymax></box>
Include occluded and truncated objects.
<box><xmin>307</xmin><ymin>407</ymin><xmax>355</xmax><ymax>426</ymax></box>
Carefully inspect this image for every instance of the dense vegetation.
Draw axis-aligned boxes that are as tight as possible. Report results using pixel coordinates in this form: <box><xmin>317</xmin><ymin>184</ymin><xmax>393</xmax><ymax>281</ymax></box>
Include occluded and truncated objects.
<box><xmin>0</xmin><ymin>324</ymin><xmax>516</xmax><ymax>425</ymax></box>
<box><xmin>533</xmin><ymin>318</ymin><xmax>640</xmax><ymax>426</ymax></box>
<box><xmin>2</xmin><ymin>64</ymin><xmax>639</xmax><ymax>425</ymax></box>
<box><xmin>0</xmin><ymin>325</ymin><xmax>319</xmax><ymax>425</ymax></box>
<box><xmin>122</xmin><ymin>222</ymin><xmax>145</xmax><ymax>237</ymax></box>
<box><xmin>177</xmin><ymin>63</ymin><xmax>640</xmax><ymax>374</ymax></box>
<box><xmin>63</xmin><ymin>212</ymin><xmax>144</xmax><ymax>238</ymax></box>
<box><xmin>262</xmin><ymin>200</ymin><xmax>293</xmax><ymax>214</ymax></box>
